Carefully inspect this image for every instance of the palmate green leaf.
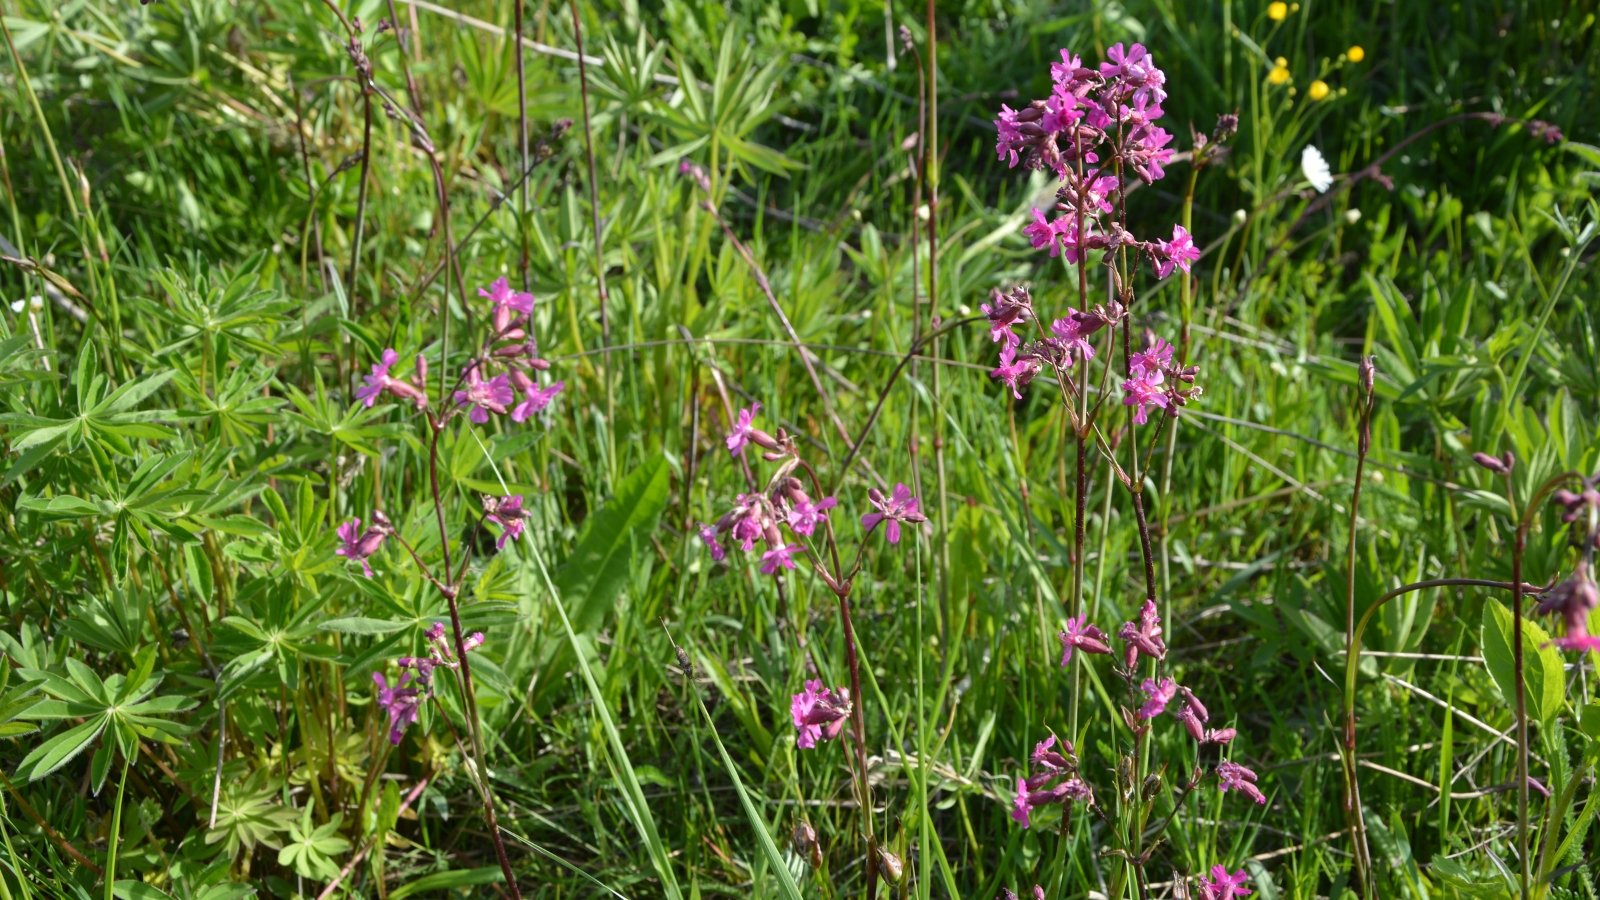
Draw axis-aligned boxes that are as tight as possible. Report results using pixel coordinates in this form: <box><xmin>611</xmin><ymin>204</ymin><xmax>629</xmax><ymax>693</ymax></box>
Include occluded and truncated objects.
<box><xmin>17</xmin><ymin>715</ymin><xmax>108</xmax><ymax>781</ymax></box>
<box><xmin>1481</xmin><ymin>598</ymin><xmax>1566</xmax><ymax>728</ymax></box>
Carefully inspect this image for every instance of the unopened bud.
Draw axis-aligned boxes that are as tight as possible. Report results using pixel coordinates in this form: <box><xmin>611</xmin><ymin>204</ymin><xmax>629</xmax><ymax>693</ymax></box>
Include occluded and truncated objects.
<box><xmin>875</xmin><ymin>847</ymin><xmax>904</xmax><ymax>884</ymax></box>
<box><xmin>1358</xmin><ymin>355</ymin><xmax>1375</xmax><ymax>395</ymax></box>
<box><xmin>414</xmin><ymin>354</ymin><xmax>427</xmax><ymax>384</ymax></box>
<box><xmin>793</xmin><ymin>821</ymin><xmax>822</xmax><ymax>868</ymax></box>
<box><xmin>1472</xmin><ymin>452</ymin><xmax>1509</xmax><ymax>474</ymax></box>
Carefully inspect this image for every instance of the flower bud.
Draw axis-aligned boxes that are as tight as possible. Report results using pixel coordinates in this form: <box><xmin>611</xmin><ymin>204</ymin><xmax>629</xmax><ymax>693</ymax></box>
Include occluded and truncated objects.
<box><xmin>1358</xmin><ymin>355</ymin><xmax>1376</xmax><ymax>395</ymax></box>
<box><xmin>793</xmin><ymin>821</ymin><xmax>822</xmax><ymax>868</ymax></box>
<box><xmin>875</xmin><ymin>847</ymin><xmax>904</xmax><ymax>884</ymax></box>
<box><xmin>1472</xmin><ymin>452</ymin><xmax>1509</xmax><ymax>474</ymax></box>
<box><xmin>414</xmin><ymin>354</ymin><xmax>428</xmax><ymax>384</ymax></box>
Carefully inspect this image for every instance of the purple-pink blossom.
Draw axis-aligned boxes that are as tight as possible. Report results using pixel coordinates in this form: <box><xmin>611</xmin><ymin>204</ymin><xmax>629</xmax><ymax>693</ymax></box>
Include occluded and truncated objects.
<box><xmin>1048</xmin><ymin>313</ymin><xmax>1098</xmax><ymax>365</ymax></box>
<box><xmin>1129</xmin><ymin>337</ymin><xmax>1175</xmax><ymax>378</ymax></box>
<box><xmin>453</xmin><ymin>368</ymin><xmax>515</xmax><ymax>424</ymax></box>
<box><xmin>355</xmin><ymin>349</ymin><xmax>428</xmax><ymax>409</ymax></box>
<box><xmin>335</xmin><ymin>515</ymin><xmax>391</xmax><ymax>577</ymax></box>
<box><xmin>1122</xmin><ymin>370</ymin><xmax>1169</xmax><ymax>425</ymax></box>
<box><xmin>483</xmin><ymin>494</ymin><xmax>526</xmax><ymax>550</ymax></box>
<box><xmin>1197</xmin><ymin>865</ymin><xmax>1253</xmax><ymax>900</ymax></box>
<box><xmin>991</xmin><ymin>344</ymin><xmax>1041</xmax><ymax>399</ymax></box>
<box><xmin>1217</xmin><ymin>760</ymin><xmax>1265</xmax><ymax>805</ymax></box>
<box><xmin>760</xmin><ymin>543</ymin><xmax>805</xmax><ymax>575</ymax></box>
<box><xmin>511</xmin><ymin>381</ymin><xmax>564</xmax><ymax>422</ymax></box>
<box><xmin>982</xmin><ymin>286</ymin><xmax>1033</xmax><ymax>346</ymax></box>
<box><xmin>861</xmin><ymin>483</ymin><xmax>927</xmax><ymax>544</ymax></box>
<box><xmin>1058</xmin><ymin>615</ymin><xmax>1113</xmax><ymax>665</ymax></box>
<box><xmin>1138</xmin><ymin>677</ymin><xmax>1177</xmax><ymax>720</ymax></box>
<box><xmin>479</xmin><ymin>277</ymin><xmax>535</xmax><ymax>317</ymax></box>
<box><xmin>373</xmin><ymin>670</ymin><xmax>423</xmax><ymax>744</ymax></box>
<box><xmin>698</xmin><ymin>523</ymin><xmax>726</xmax><ymax>562</ymax></box>
<box><xmin>791</xmin><ymin>680</ymin><xmax>850</xmax><ymax>749</ymax></box>
<box><xmin>1031</xmin><ymin>735</ymin><xmax>1074</xmax><ymax>772</ymax></box>
<box><xmin>1118</xmin><ymin>598</ymin><xmax>1168</xmax><ymax>666</ymax></box>
<box><xmin>1153</xmin><ymin>225</ymin><xmax>1201</xmax><ymax>279</ymax></box>
<box><xmin>786</xmin><ymin>496</ymin><xmax>837</xmax><ymax>537</ymax></box>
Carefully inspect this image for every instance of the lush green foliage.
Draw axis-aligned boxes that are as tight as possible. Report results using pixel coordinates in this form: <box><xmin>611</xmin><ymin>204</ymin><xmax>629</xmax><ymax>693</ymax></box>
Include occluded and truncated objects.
<box><xmin>1</xmin><ymin>0</ymin><xmax>1597</xmax><ymax>897</ymax></box>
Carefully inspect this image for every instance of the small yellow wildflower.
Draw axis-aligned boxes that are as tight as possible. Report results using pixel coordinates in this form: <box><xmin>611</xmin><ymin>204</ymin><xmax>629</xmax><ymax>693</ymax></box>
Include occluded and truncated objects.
<box><xmin>1346</xmin><ymin>45</ymin><xmax>1365</xmax><ymax>63</ymax></box>
<box><xmin>1267</xmin><ymin>64</ymin><xmax>1291</xmax><ymax>86</ymax></box>
<box><xmin>1268</xmin><ymin>2</ymin><xmax>1288</xmax><ymax>21</ymax></box>
<box><xmin>1308</xmin><ymin>80</ymin><xmax>1330</xmax><ymax>100</ymax></box>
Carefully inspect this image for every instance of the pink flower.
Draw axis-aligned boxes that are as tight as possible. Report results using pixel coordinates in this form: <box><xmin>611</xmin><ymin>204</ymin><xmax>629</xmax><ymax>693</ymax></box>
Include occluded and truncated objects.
<box><xmin>1031</xmin><ymin>735</ymin><xmax>1074</xmax><ymax>772</ymax></box>
<box><xmin>1049</xmin><ymin>314</ymin><xmax>1097</xmax><ymax>365</ymax></box>
<box><xmin>991</xmin><ymin>344</ymin><xmax>1041</xmax><ymax>399</ymax></box>
<box><xmin>1058</xmin><ymin>616</ymin><xmax>1112</xmax><ymax>665</ymax></box>
<box><xmin>453</xmin><ymin>368</ymin><xmax>515</xmax><ymax>424</ymax></box>
<box><xmin>760</xmin><ymin>543</ymin><xmax>805</xmax><ymax>575</ymax></box>
<box><xmin>1117</xmin><ymin>598</ymin><xmax>1167</xmax><ymax>666</ymax></box>
<box><xmin>478</xmin><ymin>277</ymin><xmax>535</xmax><ymax>316</ymax></box>
<box><xmin>791</xmin><ymin>680</ymin><xmax>850</xmax><ymax>749</ymax></box>
<box><xmin>511</xmin><ymin>380</ymin><xmax>564</xmax><ymax>422</ymax></box>
<box><xmin>698</xmin><ymin>523</ymin><xmax>726</xmax><ymax>562</ymax></box>
<box><xmin>355</xmin><ymin>349</ymin><xmax>428</xmax><ymax>409</ymax></box>
<box><xmin>483</xmin><ymin>494</ymin><xmax>526</xmax><ymax>550</ymax></box>
<box><xmin>982</xmin><ymin>286</ymin><xmax>1033</xmax><ymax>346</ymax></box>
<box><xmin>1197</xmin><ymin>864</ymin><xmax>1253</xmax><ymax>900</ymax></box>
<box><xmin>1217</xmin><ymin>761</ymin><xmax>1265</xmax><ymax>805</ymax></box>
<box><xmin>1537</xmin><ymin>566</ymin><xmax>1598</xmax><ymax>650</ymax></box>
<box><xmin>335</xmin><ymin>515</ymin><xmax>391</xmax><ymax>577</ymax></box>
<box><xmin>373</xmin><ymin>670</ymin><xmax>423</xmax><ymax>744</ymax></box>
<box><xmin>1129</xmin><ymin>337</ymin><xmax>1175</xmax><ymax>377</ymax></box>
<box><xmin>1153</xmin><ymin>225</ymin><xmax>1201</xmax><ymax>279</ymax></box>
<box><xmin>1138</xmin><ymin>677</ymin><xmax>1177</xmax><ymax>720</ymax></box>
<box><xmin>861</xmin><ymin>483</ymin><xmax>928</xmax><ymax>545</ymax></box>
<box><xmin>1023</xmin><ymin>209</ymin><xmax>1074</xmax><ymax>257</ymax></box>
<box><xmin>355</xmin><ymin>349</ymin><xmax>400</xmax><ymax>407</ymax></box>
<box><xmin>1122</xmin><ymin>370</ymin><xmax>1169</xmax><ymax>424</ymax></box>
<box><xmin>786</xmin><ymin>496</ymin><xmax>837</xmax><ymax>537</ymax></box>
<box><xmin>726</xmin><ymin>403</ymin><xmax>761</xmax><ymax>456</ymax></box>
<box><xmin>1011</xmin><ymin>776</ymin><xmax>1037</xmax><ymax>827</ymax></box>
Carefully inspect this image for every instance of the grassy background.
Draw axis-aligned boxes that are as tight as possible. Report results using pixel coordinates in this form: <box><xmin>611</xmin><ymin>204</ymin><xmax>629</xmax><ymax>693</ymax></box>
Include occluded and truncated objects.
<box><xmin>1</xmin><ymin>0</ymin><xmax>1598</xmax><ymax>896</ymax></box>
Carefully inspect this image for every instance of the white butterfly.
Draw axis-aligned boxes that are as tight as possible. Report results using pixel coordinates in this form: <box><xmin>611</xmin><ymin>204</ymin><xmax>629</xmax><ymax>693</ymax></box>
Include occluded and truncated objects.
<box><xmin>1301</xmin><ymin>145</ymin><xmax>1334</xmax><ymax>193</ymax></box>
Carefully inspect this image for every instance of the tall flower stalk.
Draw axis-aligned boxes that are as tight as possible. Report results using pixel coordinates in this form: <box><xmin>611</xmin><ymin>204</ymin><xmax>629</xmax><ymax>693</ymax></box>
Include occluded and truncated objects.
<box><xmin>337</xmin><ymin>277</ymin><xmax>565</xmax><ymax>896</ymax></box>
<box><xmin>705</xmin><ymin>402</ymin><xmax>926</xmax><ymax>894</ymax></box>
<box><xmin>987</xmin><ymin>43</ymin><xmax>1256</xmax><ymax>896</ymax></box>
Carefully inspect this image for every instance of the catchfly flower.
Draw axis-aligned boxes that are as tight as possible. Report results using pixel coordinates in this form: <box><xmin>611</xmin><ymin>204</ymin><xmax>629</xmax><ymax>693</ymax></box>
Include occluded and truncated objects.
<box><xmin>1217</xmin><ymin>760</ymin><xmax>1266</xmax><ymax>805</ymax></box>
<box><xmin>792</xmin><ymin>680</ymin><xmax>850</xmax><ymax>749</ymax></box>
<box><xmin>1059</xmin><ymin>615</ymin><xmax>1113</xmax><ymax>665</ymax></box>
<box><xmin>861</xmin><ymin>483</ymin><xmax>927</xmax><ymax>544</ymax></box>
<box><xmin>482</xmin><ymin>494</ymin><xmax>527</xmax><ymax>550</ymax></box>
<box><xmin>335</xmin><ymin>513</ymin><xmax>392</xmax><ymax>577</ymax></box>
<box><xmin>1198</xmin><ymin>865</ymin><xmax>1254</xmax><ymax>899</ymax></box>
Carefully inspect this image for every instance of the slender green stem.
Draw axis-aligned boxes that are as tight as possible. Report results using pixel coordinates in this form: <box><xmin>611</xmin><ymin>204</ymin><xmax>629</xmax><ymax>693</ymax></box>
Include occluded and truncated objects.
<box><xmin>104</xmin><ymin>751</ymin><xmax>131</xmax><ymax>900</ymax></box>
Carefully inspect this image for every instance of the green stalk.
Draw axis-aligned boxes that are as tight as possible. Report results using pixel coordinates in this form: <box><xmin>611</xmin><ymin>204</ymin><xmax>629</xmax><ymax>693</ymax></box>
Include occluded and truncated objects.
<box><xmin>104</xmin><ymin>752</ymin><xmax>130</xmax><ymax>900</ymax></box>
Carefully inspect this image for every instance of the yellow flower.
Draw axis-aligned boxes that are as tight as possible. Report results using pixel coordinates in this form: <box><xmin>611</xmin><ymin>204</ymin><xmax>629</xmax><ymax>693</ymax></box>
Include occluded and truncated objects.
<box><xmin>1346</xmin><ymin>45</ymin><xmax>1365</xmax><ymax>63</ymax></box>
<box><xmin>1308</xmin><ymin>79</ymin><xmax>1330</xmax><ymax>100</ymax></box>
<box><xmin>1268</xmin><ymin>1</ymin><xmax>1288</xmax><ymax>20</ymax></box>
<box><xmin>1267</xmin><ymin>64</ymin><xmax>1291</xmax><ymax>86</ymax></box>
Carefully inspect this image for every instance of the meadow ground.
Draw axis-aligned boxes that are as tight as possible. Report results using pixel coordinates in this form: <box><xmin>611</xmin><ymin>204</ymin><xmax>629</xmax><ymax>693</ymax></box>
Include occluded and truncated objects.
<box><xmin>1</xmin><ymin>0</ymin><xmax>1598</xmax><ymax>897</ymax></box>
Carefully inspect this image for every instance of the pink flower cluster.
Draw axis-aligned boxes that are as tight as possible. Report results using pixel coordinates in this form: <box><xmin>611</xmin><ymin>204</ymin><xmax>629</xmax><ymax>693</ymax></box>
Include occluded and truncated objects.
<box><xmin>453</xmin><ymin>278</ymin><xmax>564</xmax><ymax>424</ymax></box>
<box><xmin>707</xmin><ymin>405</ymin><xmax>925</xmax><ymax>575</ymax></box>
<box><xmin>791</xmin><ymin>679</ymin><xmax>851</xmax><ymax>749</ymax></box>
<box><xmin>1197</xmin><ymin>865</ymin><xmax>1254</xmax><ymax>899</ymax></box>
<box><xmin>355</xmin><ymin>280</ymin><xmax>562</xmax><ymax>423</ymax></box>
<box><xmin>1122</xmin><ymin>335</ymin><xmax>1203</xmax><ymax>425</ymax></box>
<box><xmin>1011</xmin><ymin>735</ymin><xmax>1093</xmax><ymax>828</ymax></box>
<box><xmin>374</xmin><ymin>621</ymin><xmax>486</xmax><ymax>744</ymax></box>
<box><xmin>482</xmin><ymin>493</ymin><xmax>529</xmax><ymax>550</ymax></box>
<box><xmin>993</xmin><ymin>44</ymin><xmax>1197</xmax><ymax>279</ymax></box>
<box><xmin>1535</xmin><ymin>473</ymin><xmax>1600</xmax><ymax>651</ymax></box>
<box><xmin>983</xmin><ymin>285</ymin><xmax>1117</xmax><ymax>400</ymax></box>
<box><xmin>1035</xmin><ymin>599</ymin><xmax>1262</xmax><ymax>820</ymax></box>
